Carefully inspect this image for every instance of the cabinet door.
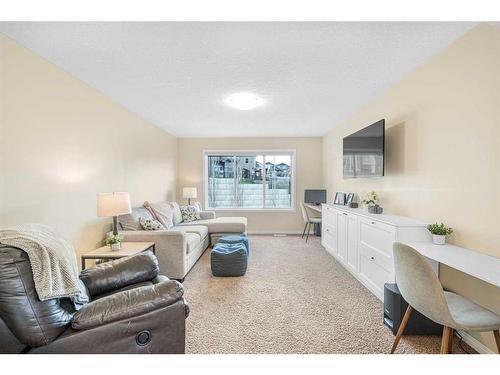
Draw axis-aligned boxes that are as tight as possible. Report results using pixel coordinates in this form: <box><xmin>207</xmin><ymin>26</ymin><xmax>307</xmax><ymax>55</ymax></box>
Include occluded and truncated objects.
<box><xmin>321</xmin><ymin>208</ymin><xmax>337</xmax><ymax>255</ymax></box>
<box><xmin>346</xmin><ymin>214</ymin><xmax>358</xmax><ymax>272</ymax></box>
<box><xmin>336</xmin><ymin>212</ymin><xmax>348</xmax><ymax>262</ymax></box>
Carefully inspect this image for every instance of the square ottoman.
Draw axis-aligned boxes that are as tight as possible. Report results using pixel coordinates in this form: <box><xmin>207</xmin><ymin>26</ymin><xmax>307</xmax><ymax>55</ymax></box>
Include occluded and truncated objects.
<box><xmin>217</xmin><ymin>234</ymin><xmax>249</xmax><ymax>254</ymax></box>
<box><xmin>211</xmin><ymin>242</ymin><xmax>248</xmax><ymax>277</ymax></box>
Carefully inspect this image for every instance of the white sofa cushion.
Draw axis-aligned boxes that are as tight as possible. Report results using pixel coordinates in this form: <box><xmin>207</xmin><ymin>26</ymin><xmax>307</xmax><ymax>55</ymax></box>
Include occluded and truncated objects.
<box><xmin>171</xmin><ymin>225</ymin><xmax>208</xmax><ymax>241</ymax></box>
<box><xmin>177</xmin><ymin>217</ymin><xmax>247</xmax><ymax>233</ymax></box>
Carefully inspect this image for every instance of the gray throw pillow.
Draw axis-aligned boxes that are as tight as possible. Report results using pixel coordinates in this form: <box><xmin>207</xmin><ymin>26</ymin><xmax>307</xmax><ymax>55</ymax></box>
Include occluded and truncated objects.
<box><xmin>119</xmin><ymin>207</ymin><xmax>155</xmax><ymax>231</ymax></box>
<box><xmin>139</xmin><ymin>217</ymin><xmax>165</xmax><ymax>231</ymax></box>
<box><xmin>180</xmin><ymin>205</ymin><xmax>201</xmax><ymax>223</ymax></box>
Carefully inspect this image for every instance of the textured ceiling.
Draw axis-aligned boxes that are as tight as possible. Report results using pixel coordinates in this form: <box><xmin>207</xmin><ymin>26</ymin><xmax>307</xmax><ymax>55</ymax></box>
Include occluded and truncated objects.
<box><xmin>0</xmin><ymin>22</ymin><xmax>476</xmax><ymax>137</ymax></box>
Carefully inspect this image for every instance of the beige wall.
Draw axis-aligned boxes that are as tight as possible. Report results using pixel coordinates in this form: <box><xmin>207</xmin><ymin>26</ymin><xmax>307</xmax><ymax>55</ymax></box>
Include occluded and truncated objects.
<box><xmin>322</xmin><ymin>23</ymin><xmax>500</xmax><ymax>351</ymax></box>
<box><xmin>0</xmin><ymin>34</ymin><xmax>178</xmax><ymax>262</ymax></box>
<box><xmin>177</xmin><ymin>137</ymin><xmax>323</xmax><ymax>233</ymax></box>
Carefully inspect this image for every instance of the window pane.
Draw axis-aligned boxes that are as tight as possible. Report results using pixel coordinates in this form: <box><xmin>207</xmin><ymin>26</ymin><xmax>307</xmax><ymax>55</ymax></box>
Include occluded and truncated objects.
<box><xmin>235</xmin><ymin>156</ymin><xmax>263</xmax><ymax>208</ymax></box>
<box><xmin>207</xmin><ymin>155</ymin><xmax>234</xmax><ymax>208</ymax></box>
<box><xmin>265</xmin><ymin>155</ymin><xmax>292</xmax><ymax>208</ymax></box>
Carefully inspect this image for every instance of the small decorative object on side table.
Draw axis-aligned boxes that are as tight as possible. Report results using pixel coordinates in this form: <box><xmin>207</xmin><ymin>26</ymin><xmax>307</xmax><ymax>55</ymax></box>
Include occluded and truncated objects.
<box><xmin>362</xmin><ymin>190</ymin><xmax>383</xmax><ymax>214</ymax></box>
<box><xmin>105</xmin><ymin>233</ymin><xmax>124</xmax><ymax>251</ymax></box>
<box><xmin>427</xmin><ymin>222</ymin><xmax>453</xmax><ymax>245</ymax></box>
<box><xmin>80</xmin><ymin>242</ymin><xmax>155</xmax><ymax>270</ymax></box>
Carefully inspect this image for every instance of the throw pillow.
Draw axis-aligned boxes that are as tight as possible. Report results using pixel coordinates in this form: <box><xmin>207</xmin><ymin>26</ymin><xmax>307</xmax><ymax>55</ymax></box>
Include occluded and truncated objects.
<box><xmin>144</xmin><ymin>201</ymin><xmax>174</xmax><ymax>229</ymax></box>
<box><xmin>118</xmin><ymin>207</ymin><xmax>155</xmax><ymax>231</ymax></box>
<box><xmin>169</xmin><ymin>202</ymin><xmax>184</xmax><ymax>225</ymax></box>
<box><xmin>139</xmin><ymin>217</ymin><xmax>165</xmax><ymax>231</ymax></box>
<box><xmin>180</xmin><ymin>205</ymin><xmax>201</xmax><ymax>223</ymax></box>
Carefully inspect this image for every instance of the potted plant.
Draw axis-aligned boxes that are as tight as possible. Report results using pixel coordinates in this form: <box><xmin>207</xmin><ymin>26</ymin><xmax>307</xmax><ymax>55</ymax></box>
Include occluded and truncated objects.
<box><xmin>105</xmin><ymin>233</ymin><xmax>124</xmax><ymax>251</ymax></box>
<box><xmin>427</xmin><ymin>222</ymin><xmax>453</xmax><ymax>245</ymax></box>
<box><xmin>362</xmin><ymin>191</ymin><xmax>383</xmax><ymax>214</ymax></box>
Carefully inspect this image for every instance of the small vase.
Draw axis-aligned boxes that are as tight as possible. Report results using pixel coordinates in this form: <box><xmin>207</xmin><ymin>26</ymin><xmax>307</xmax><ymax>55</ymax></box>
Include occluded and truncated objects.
<box><xmin>368</xmin><ymin>205</ymin><xmax>383</xmax><ymax>214</ymax></box>
<box><xmin>432</xmin><ymin>235</ymin><xmax>446</xmax><ymax>245</ymax></box>
<box><xmin>110</xmin><ymin>242</ymin><xmax>121</xmax><ymax>251</ymax></box>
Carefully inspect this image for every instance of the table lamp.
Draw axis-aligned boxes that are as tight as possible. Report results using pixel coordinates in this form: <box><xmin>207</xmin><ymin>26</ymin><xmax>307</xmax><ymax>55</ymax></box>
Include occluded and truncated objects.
<box><xmin>97</xmin><ymin>192</ymin><xmax>132</xmax><ymax>235</ymax></box>
<box><xmin>182</xmin><ymin>187</ymin><xmax>197</xmax><ymax>205</ymax></box>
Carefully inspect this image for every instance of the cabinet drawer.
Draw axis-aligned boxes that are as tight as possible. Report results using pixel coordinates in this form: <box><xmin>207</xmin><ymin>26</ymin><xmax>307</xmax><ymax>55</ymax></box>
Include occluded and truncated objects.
<box><xmin>322</xmin><ymin>207</ymin><xmax>336</xmax><ymax>227</ymax></box>
<box><xmin>358</xmin><ymin>217</ymin><xmax>396</xmax><ymax>257</ymax></box>
<box><xmin>359</xmin><ymin>245</ymin><xmax>394</xmax><ymax>298</ymax></box>
<box><xmin>322</xmin><ymin>222</ymin><xmax>337</xmax><ymax>255</ymax></box>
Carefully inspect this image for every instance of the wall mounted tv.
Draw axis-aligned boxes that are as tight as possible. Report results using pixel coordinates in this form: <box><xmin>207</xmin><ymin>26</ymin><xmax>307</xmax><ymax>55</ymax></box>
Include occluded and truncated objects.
<box><xmin>343</xmin><ymin>119</ymin><xmax>385</xmax><ymax>178</ymax></box>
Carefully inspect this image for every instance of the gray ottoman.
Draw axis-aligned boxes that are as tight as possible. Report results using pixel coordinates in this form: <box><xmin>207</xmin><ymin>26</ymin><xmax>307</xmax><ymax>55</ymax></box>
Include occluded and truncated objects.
<box><xmin>211</xmin><ymin>242</ymin><xmax>248</xmax><ymax>277</ymax></box>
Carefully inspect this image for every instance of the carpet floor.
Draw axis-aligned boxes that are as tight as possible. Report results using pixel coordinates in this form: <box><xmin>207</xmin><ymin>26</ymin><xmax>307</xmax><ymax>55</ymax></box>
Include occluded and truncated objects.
<box><xmin>183</xmin><ymin>235</ymin><xmax>471</xmax><ymax>354</ymax></box>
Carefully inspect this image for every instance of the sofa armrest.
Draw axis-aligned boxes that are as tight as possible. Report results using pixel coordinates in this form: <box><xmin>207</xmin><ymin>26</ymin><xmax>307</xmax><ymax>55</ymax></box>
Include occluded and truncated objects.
<box><xmin>80</xmin><ymin>251</ymin><xmax>159</xmax><ymax>297</ymax></box>
<box><xmin>72</xmin><ymin>280</ymin><xmax>183</xmax><ymax>330</ymax></box>
<box><xmin>199</xmin><ymin>210</ymin><xmax>216</xmax><ymax>220</ymax></box>
<box><xmin>119</xmin><ymin>230</ymin><xmax>188</xmax><ymax>279</ymax></box>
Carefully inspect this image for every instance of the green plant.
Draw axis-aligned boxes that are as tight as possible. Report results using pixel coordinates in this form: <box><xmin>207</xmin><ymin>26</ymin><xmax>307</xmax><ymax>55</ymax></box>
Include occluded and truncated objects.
<box><xmin>105</xmin><ymin>233</ymin><xmax>124</xmax><ymax>245</ymax></box>
<box><xmin>427</xmin><ymin>222</ymin><xmax>453</xmax><ymax>236</ymax></box>
<box><xmin>362</xmin><ymin>191</ymin><xmax>378</xmax><ymax>206</ymax></box>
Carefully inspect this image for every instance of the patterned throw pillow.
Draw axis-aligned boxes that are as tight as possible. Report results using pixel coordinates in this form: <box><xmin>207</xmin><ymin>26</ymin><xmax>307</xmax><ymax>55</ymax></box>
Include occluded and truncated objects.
<box><xmin>139</xmin><ymin>217</ymin><xmax>165</xmax><ymax>231</ymax></box>
<box><xmin>180</xmin><ymin>205</ymin><xmax>201</xmax><ymax>223</ymax></box>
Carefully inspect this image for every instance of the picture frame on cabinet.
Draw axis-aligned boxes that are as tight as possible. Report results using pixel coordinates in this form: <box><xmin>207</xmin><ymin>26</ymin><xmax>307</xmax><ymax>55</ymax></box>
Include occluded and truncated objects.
<box><xmin>334</xmin><ymin>192</ymin><xmax>346</xmax><ymax>205</ymax></box>
<box><xmin>346</xmin><ymin>193</ymin><xmax>355</xmax><ymax>204</ymax></box>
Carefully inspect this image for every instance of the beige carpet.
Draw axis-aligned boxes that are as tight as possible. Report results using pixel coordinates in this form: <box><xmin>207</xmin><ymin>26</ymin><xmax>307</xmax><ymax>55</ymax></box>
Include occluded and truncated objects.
<box><xmin>183</xmin><ymin>235</ymin><xmax>471</xmax><ymax>354</ymax></box>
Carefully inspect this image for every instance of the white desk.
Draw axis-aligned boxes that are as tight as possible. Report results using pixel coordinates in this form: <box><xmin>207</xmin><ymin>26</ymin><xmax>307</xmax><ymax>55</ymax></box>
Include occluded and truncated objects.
<box><xmin>305</xmin><ymin>203</ymin><xmax>322</xmax><ymax>213</ymax></box>
<box><xmin>403</xmin><ymin>242</ymin><xmax>500</xmax><ymax>287</ymax></box>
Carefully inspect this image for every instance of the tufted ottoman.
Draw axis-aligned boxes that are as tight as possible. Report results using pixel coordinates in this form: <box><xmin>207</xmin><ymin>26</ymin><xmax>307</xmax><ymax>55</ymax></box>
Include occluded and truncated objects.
<box><xmin>217</xmin><ymin>234</ymin><xmax>249</xmax><ymax>254</ymax></box>
<box><xmin>210</xmin><ymin>242</ymin><xmax>248</xmax><ymax>277</ymax></box>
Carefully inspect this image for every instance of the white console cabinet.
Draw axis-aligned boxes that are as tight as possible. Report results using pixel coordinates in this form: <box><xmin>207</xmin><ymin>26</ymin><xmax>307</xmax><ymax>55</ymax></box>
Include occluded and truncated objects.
<box><xmin>321</xmin><ymin>204</ymin><xmax>429</xmax><ymax>301</ymax></box>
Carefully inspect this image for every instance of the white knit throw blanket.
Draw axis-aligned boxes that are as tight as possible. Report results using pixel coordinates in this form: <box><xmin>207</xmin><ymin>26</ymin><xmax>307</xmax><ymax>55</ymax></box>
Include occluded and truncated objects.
<box><xmin>0</xmin><ymin>223</ymin><xmax>89</xmax><ymax>306</ymax></box>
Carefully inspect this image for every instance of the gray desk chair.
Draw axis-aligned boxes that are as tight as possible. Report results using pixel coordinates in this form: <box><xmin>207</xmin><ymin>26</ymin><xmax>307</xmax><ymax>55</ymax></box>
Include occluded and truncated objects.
<box><xmin>391</xmin><ymin>242</ymin><xmax>500</xmax><ymax>354</ymax></box>
<box><xmin>300</xmin><ymin>203</ymin><xmax>321</xmax><ymax>243</ymax></box>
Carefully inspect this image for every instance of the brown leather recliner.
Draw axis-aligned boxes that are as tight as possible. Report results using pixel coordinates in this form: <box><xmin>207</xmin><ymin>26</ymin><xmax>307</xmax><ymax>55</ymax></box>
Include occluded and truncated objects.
<box><xmin>0</xmin><ymin>246</ymin><xmax>189</xmax><ymax>354</ymax></box>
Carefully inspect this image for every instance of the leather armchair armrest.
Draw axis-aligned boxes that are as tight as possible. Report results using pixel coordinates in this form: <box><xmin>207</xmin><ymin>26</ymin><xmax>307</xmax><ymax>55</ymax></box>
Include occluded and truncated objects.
<box><xmin>80</xmin><ymin>251</ymin><xmax>159</xmax><ymax>297</ymax></box>
<box><xmin>199</xmin><ymin>211</ymin><xmax>216</xmax><ymax>220</ymax></box>
<box><xmin>72</xmin><ymin>280</ymin><xmax>183</xmax><ymax>330</ymax></box>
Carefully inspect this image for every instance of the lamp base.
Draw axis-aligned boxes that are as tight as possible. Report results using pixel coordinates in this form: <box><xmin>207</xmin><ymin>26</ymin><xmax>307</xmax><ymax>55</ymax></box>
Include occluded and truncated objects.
<box><xmin>113</xmin><ymin>216</ymin><xmax>119</xmax><ymax>235</ymax></box>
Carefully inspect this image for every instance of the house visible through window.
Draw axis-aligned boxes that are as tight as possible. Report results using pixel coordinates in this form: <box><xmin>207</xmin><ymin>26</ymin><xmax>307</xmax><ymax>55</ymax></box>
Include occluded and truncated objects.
<box><xmin>204</xmin><ymin>151</ymin><xmax>295</xmax><ymax>210</ymax></box>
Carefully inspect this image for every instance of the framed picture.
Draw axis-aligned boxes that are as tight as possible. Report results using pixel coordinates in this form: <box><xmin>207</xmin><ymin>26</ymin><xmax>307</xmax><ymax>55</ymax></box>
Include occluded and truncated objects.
<box><xmin>346</xmin><ymin>193</ymin><xmax>355</xmax><ymax>204</ymax></box>
<box><xmin>334</xmin><ymin>192</ymin><xmax>345</xmax><ymax>205</ymax></box>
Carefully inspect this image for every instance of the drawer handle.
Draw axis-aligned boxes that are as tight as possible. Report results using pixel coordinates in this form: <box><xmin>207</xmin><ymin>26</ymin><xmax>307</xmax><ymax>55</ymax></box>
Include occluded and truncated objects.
<box><xmin>370</xmin><ymin>256</ymin><xmax>375</xmax><ymax>260</ymax></box>
<box><xmin>371</xmin><ymin>221</ymin><xmax>376</xmax><ymax>225</ymax></box>
<box><xmin>343</xmin><ymin>213</ymin><xmax>348</xmax><ymax>216</ymax></box>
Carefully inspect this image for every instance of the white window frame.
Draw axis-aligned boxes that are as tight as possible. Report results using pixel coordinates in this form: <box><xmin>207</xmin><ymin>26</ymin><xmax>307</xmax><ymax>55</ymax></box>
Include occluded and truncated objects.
<box><xmin>203</xmin><ymin>149</ymin><xmax>296</xmax><ymax>212</ymax></box>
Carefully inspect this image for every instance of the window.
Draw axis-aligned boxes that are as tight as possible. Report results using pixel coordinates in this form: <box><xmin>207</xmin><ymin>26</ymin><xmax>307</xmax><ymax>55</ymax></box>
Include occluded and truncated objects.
<box><xmin>204</xmin><ymin>150</ymin><xmax>295</xmax><ymax>210</ymax></box>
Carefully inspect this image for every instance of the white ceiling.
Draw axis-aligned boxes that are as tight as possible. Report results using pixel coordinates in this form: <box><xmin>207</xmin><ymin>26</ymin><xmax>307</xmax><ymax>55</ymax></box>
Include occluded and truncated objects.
<box><xmin>0</xmin><ymin>22</ymin><xmax>476</xmax><ymax>138</ymax></box>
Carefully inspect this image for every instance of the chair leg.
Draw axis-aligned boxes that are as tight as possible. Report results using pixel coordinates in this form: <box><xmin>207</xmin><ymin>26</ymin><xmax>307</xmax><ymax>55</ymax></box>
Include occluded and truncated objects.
<box><xmin>301</xmin><ymin>223</ymin><xmax>308</xmax><ymax>239</ymax></box>
<box><xmin>447</xmin><ymin>328</ymin><xmax>454</xmax><ymax>354</ymax></box>
<box><xmin>390</xmin><ymin>305</ymin><xmax>413</xmax><ymax>354</ymax></box>
<box><xmin>440</xmin><ymin>326</ymin><xmax>453</xmax><ymax>354</ymax></box>
<box><xmin>493</xmin><ymin>330</ymin><xmax>500</xmax><ymax>354</ymax></box>
<box><xmin>306</xmin><ymin>222</ymin><xmax>311</xmax><ymax>243</ymax></box>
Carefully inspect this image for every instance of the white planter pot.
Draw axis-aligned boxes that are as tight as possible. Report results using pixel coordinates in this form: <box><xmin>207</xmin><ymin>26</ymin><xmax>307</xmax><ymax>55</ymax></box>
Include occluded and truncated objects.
<box><xmin>432</xmin><ymin>234</ymin><xmax>446</xmax><ymax>245</ymax></box>
<box><xmin>110</xmin><ymin>242</ymin><xmax>121</xmax><ymax>251</ymax></box>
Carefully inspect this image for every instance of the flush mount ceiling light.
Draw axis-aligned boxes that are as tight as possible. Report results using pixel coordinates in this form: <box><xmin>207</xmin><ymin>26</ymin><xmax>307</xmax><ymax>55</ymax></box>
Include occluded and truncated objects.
<box><xmin>224</xmin><ymin>92</ymin><xmax>264</xmax><ymax>110</ymax></box>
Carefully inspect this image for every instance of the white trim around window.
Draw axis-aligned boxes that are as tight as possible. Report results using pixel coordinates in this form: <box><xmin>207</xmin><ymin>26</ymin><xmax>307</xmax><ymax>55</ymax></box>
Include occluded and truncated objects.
<box><xmin>203</xmin><ymin>149</ymin><xmax>296</xmax><ymax>212</ymax></box>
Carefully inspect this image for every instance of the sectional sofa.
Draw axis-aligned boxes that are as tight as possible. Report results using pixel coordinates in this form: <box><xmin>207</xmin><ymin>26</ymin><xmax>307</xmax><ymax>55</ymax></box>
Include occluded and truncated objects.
<box><xmin>117</xmin><ymin>201</ymin><xmax>247</xmax><ymax>280</ymax></box>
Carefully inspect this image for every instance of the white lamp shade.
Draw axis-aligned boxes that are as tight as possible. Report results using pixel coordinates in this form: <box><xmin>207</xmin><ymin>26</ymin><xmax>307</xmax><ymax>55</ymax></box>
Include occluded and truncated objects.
<box><xmin>97</xmin><ymin>192</ymin><xmax>132</xmax><ymax>217</ymax></box>
<box><xmin>182</xmin><ymin>187</ymin><xmax>197</xmax><ymax>199</ymax></box>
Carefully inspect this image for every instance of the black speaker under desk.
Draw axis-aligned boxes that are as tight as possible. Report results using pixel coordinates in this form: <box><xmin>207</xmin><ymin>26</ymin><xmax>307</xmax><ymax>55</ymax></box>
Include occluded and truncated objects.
<box><xmin>384</xmin><ymin>283</ymin><xmax>443</xmax><ymax>335</ymax></box>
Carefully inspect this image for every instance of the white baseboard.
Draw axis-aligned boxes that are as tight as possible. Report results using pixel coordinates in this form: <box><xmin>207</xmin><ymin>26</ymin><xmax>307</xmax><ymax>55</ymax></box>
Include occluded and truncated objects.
<box><xmin>247</xmin><ymin>230</ymin><xmax>303</xmax><ymax>235</ymax></box>
<box><xmin>457</xmin><ymin>330</ymin><xmax>495</xmax><ymax>354</ymax></box>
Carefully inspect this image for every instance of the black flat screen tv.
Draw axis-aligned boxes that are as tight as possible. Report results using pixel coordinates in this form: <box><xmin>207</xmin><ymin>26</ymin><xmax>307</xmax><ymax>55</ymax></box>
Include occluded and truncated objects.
<box><xmin>343</xmin><ymin>119</ymin><xmax>385</xmax><ymax>178</ymax></box>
